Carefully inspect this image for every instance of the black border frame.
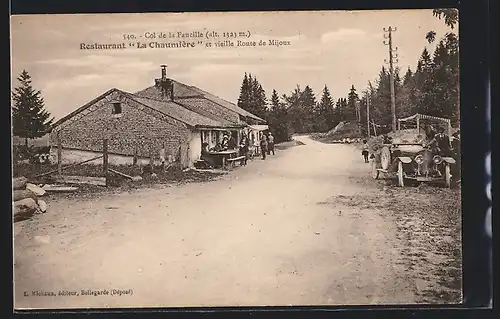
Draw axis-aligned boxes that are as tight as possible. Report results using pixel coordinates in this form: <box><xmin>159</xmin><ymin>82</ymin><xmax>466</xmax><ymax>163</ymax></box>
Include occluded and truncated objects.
<box><xmin>6</xmin><ymin>0</ymin><xmax>492</xmax><ymax>317</ymax></box>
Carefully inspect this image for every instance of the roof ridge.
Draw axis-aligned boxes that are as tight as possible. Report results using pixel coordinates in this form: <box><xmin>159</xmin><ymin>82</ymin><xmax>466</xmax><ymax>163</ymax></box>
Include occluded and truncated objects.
<box><xmin>131</xmin><ymin>95</ymin><xmax>222</xmax><ymax>127</ymax></box>
<box><xmin>187</xmin><ymin>86</ymin><xmax>265</xmax><ymax>122</ymax></box>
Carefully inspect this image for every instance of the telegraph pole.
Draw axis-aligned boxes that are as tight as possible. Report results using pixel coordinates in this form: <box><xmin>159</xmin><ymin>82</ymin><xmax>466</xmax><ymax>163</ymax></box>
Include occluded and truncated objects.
<box><xmin>383</xmin><ymin>26</ymin><xmax>398</xmax><ymax>133</ymax></box>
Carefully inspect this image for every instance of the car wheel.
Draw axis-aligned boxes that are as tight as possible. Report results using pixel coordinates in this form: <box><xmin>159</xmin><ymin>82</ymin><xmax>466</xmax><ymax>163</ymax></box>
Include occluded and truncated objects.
<box><xmin>397</xmin><ymin>160</ymin><xmax>405</xmax><ymax>187</ymax></box>
<box><xmin>381</xmin><ymin>146</ymin><xmax>391</xmax><ymax>170</ymax></box>
<box><xmin>371</xmin><ymin>160</ymin><xmax>379</xmax><ymax>179</ymax></box>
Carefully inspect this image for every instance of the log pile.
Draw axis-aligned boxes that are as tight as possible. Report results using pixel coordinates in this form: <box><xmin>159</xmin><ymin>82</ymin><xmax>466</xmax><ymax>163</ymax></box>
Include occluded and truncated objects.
<box><xmin>13</xmin><ymin>176</ymin><xmax>47</xmax><ymax>222</ymax></box>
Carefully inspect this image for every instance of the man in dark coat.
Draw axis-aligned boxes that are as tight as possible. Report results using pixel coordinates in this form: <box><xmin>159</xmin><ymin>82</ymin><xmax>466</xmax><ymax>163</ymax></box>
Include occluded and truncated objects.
<box><xmin>267</xmin><ymin>132</ymin><xmax>275</xmax><ymax>155</ymax></box>
<box><xmin>260</xmin><ymin>133</ymin><xmax>268</xmax><ymax>160</ymax></box>
<box><xmin>428</xmin><ymin>127</ymin><xmax>452</xmax><ymax>156</ymax></box>
<box><xmin>239</xmin><ymin>134</ymin><xmax>250</xmax><ymax>165</ymax></box>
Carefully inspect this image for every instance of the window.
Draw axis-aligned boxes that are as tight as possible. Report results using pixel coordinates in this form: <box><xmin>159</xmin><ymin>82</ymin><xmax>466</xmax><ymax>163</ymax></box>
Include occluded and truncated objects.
<box><xmin>112</xmin><ymin>103</ymin><xmax>122</xmax><ymax>115</ymax></box>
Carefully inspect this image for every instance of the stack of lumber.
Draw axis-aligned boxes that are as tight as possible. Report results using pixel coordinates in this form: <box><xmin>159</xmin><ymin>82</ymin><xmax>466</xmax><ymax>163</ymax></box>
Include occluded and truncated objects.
<box><xmin>13</xmin><ymin>176</ymin><xmax>47</xmax><ymax>222</ymax></box>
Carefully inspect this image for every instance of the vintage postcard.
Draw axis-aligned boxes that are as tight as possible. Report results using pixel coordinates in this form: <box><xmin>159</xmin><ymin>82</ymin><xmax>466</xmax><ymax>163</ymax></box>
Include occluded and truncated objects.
<box><xmin>11</xmin><ymin>10</ymin><xmax>461</xmax><ymax>309</ymax></box>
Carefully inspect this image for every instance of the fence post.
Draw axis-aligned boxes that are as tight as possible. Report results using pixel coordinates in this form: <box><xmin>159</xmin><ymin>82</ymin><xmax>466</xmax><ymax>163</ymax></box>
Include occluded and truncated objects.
<box><xmin>103</xmin><ymin>139</ymin><xmax>109</xmax><ymax>187</ymax></box>
<box><xmin>133</xmin><ymin>144</ymin><xmax>138</xmax><ymax>166</ymax></box>
<box><xmin>57</xmin><ymin>132</ymin><xmax>62</xmax><ymax>178</ymax></box>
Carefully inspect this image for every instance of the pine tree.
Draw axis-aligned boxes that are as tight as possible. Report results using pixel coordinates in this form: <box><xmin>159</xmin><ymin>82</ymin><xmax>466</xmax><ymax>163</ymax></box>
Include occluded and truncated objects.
<box><xmin>237</xmin><ymin>73</ymin><xmax>251</xmax><ymax>112</ymax></box>
<box><xmin>340</xmin><ymin>98</ymin><xmax>349</xmax><ymax>122</ymax></box>
<box><xmin>403</xmin><ymin>67</ymin><xmax>413</xmax><ymax>86</ymax></box>
<box><xmin>12</xmin><ymin>70</ymin><xmax>54</xmax><ymax>146</ymax></box>
<box><xmin>267</xmin><ymin>89</ymin><xmax>290</xmax><ymax>143</ymax></box>
<box><xmin>270</xmin><ymin>89</ymin><xmax>280</xmax><ymax>112</ymax></box>
<box><xmin>416</xmin><ymin>48</ymin><xmax>433</xmax><ymax>77</ymax></box>
<box><xmin>316</xmin><ymin>85</ymin><xmax>336</xmax><ymax>131</ymax></box>
<box><xmin>398</xmin><ymin>67</ymin><xmax>418</xmax><ymax>118</ymax></box>
<box><xmin>238</xmin><ymin>73</ymin><xmax>268</xmax><ymax>120</ymax></box>
<box><xmin>335</xmin><ymin>98</ymin><xmax>343</xmax><ymax>122</ymax></box>
<box><xmin>301</xmin><ymin>85</ymin><xmax>317</xmax><ymax>133</ymax></box>
<box><xmin>347</xmin><ymin>85</ymin><xmax>359</xmax><ymax>122</ymax></box>
<box><xmin>285</xmin><ymin>85</ymin><xmax>304</xmax><ymax>134</ymax></box>
<box><xmin>372</xmin><ymin>67</ymin><xmax>392</xmax><ymax>128</ymax></box>
<box><xmin>254</xmin><ymin>83</ymin><xmax>267</xmax><ymax>120</ymax></box>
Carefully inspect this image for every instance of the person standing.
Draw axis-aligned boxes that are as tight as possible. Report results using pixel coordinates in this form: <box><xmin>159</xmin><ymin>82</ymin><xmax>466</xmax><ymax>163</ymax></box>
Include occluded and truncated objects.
<box><xmin>428</xmin><ymin>127</ymin><xmax>451</xmax><ymax>156</ymax></box>
<box><xmin>260</xmin><ymin>132</ymin><xmax>268</xmax><ymax>160</ymax></box>
<box><xmin>221</xmin><ymin>133</ymin><xmax>229</xmax><ymax>151</ymax></box>
<box><xmin>239</xmin><ymin>134</ymin><xmax>250</xmax><ymax>165</ymax></box>
<box><xmin>361</xmin><ymin>139</ymin><xmax>369</xmax><ymax>163</ymax></box>
<box><xmin>228</xmin><ymin>132</ymin><xmax>237</xmax><ymax>149</ymax></box>
<box><xmin>268</xmin><ymin>132</ymin><xmax>275</xmax><ymax>155</ymax></box>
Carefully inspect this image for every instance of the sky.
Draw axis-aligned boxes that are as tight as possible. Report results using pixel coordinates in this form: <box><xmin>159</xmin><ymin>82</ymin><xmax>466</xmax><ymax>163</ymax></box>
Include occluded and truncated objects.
<box><xmin>10</xmin><ymin>10</ymin><xmax>455</xmax><ymax>121</ymax></box>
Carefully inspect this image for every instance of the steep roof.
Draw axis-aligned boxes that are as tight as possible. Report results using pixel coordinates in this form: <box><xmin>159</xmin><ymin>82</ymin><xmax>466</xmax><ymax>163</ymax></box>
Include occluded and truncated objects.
<box><xmin>134</xmin><ymin>79</ymin><xmax>202</xmax><ymax>100</ymax></box>
<box><xmin>131</xmin><ymin>96</ymin><xmax>226</xmax><ymax>127</ymax></box>
<box><xmin>174</xmin><ymin>97</ymin><xmax>240</xmax><ymax>124</ymax></box>
<box><xmin>51</xmin><ymin>88</ymin><xmax>238</xmax><ymax>130</ymax></box>
<box><xmin>187</xmin><ymin>86</ymin><xmax>266</xmax><ymax>122</ymax></box>
<box><xmin>134</xmin><ymin>78</ymin><xmax>266</xmax><ymax>123</ymax></box>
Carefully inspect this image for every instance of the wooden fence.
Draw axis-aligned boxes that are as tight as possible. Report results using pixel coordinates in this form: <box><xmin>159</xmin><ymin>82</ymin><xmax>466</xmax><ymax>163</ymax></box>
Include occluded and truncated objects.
<box><xmin>27</xmin><ymin>135</ymin><xmax>190</xmax><ymax>187</ymax></box>
<box><xmin>31</xmin><ymin>138</ymin><xmax>110</xmax><ymax>187</ymax></box>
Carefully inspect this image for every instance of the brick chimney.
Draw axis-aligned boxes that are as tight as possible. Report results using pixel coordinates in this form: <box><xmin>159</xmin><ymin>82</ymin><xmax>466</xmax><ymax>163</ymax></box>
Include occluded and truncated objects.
<box><xmin>161</xmin><ymin>64</ymin><xmax>167</xmax><ymax>80</ymax></box>
<box><xmin>154</xmin><ymin>65</ymin><xmax>174</xmax><ymax>101</ymax></box>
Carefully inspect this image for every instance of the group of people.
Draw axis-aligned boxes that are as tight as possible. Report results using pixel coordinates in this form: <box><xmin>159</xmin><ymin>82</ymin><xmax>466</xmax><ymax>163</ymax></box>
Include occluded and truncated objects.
<box><xmin>200</xmin><ymin>130</ymin><xmax>276</xmax><ymax>168</ymax></box>
<box><xmin>425</xmin><ymin>126</ymin><xmax>461</xmax><ymax>158</ymax></box>
<box><xmin>258</xmin><ymin>131</ymin><xmax>275</xmax><ymax>160</ymax></box>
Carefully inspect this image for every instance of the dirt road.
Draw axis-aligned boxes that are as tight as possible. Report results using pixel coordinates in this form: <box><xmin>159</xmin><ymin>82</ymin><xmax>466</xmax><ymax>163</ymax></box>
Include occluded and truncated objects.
<box><xmin>14</xmin><ymin>136</ymin><xmax>459</xmax><ymax>309</ymax></box>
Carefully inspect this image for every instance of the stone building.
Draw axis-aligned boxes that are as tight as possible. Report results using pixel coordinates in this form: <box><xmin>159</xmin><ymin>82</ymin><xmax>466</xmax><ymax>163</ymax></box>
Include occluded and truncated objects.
<box><xmin>49</xmin><ymin>66</ymin><xmax>266</xmax><ymax>168</ymax></box>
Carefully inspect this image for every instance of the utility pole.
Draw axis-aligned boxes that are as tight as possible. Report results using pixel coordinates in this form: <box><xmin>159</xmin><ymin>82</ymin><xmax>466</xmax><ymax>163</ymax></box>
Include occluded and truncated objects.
<box><xmin>383</xmin><ymin>26</ymin><xmax>398</xmax><ymax>133</ymax></box>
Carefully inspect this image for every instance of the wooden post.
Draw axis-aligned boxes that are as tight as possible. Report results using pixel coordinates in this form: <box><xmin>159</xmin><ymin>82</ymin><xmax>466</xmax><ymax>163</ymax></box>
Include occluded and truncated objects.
<box><xmin>133</xmin><ymin>144</ymin><xmax>138</xmax><ymax>166</ymax></box>
<box><xmin>103</xmin><ymin>139</ymin><xmax>109</xmax><ymax>186</ymax></box>
<box><xmin>397</xmin><ymin>119</ymin><xmax>400</xmax><ymax>131</ymax></box>
<box><xmin>416</xmin><ymin>115</ymin><xmax>420</xmax><ymax>134</ymax></box>
<box><xmin>57</xmin><ymin>132</ymin><xmax>62</xmax><ymax>177</ymax></box>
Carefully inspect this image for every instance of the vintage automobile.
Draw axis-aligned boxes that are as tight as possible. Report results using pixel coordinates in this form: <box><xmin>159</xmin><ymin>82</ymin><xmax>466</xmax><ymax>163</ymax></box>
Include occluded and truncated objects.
<box><xmin>371</xmin><ymin>142</ymin><xmax>457</xmax><ymax>188</ymax></box>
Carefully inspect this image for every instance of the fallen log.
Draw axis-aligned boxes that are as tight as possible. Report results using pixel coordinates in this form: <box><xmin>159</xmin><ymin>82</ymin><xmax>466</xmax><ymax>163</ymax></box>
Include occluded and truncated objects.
<box><xmin>54</xmin><ymin>175</ymin><xmax>106</xmax><ymax>186</ymax></box>
<box><xmin>42</xmin><ymin>185</ymin><xmax>79</xmax><ymax>193</ymax></box>
<box><xmin>13</xmin><ymin>198</ymin><xmax>39</xmax><ymax>222</ymax></box>
<box><xmin>13</xmin><ymin>189</ymin><xmax>38</xmax><ymax>202</ymax></box>
<box><xmin>108</xmin><ymin>168</ymin><xmax>133</xmax><ymax>179</ymax></box>
<box><xmin>13</xmin><ymin>177</ymin><xmax>28</xmax><ymax>190</ymax></box>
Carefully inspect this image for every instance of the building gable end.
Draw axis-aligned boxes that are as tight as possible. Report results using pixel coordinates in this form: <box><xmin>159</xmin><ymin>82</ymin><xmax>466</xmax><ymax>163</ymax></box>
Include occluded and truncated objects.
<box><xmin>53</xmin><ymin>90</ymin><xmax>191</xmax><ymax>135</ymax></box>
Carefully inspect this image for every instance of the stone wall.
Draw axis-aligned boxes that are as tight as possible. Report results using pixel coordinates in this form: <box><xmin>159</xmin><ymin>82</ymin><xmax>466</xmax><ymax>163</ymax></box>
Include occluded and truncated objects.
<box><xmin>50</xmin><ymin>91</ymin><xmax>192</xmax><ymax>161</ymax></box>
